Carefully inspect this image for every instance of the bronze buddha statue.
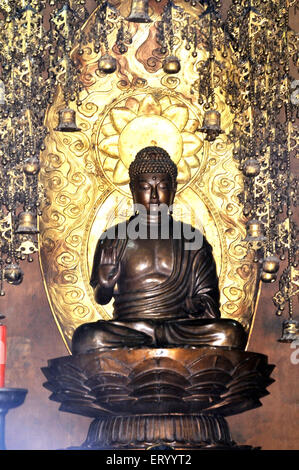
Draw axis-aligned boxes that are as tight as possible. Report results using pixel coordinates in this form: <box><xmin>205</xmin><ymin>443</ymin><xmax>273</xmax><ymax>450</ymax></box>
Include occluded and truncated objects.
<box><xmin>72</xmin><ymin>146</ymin><xmax>246</xmax><ymax>354</ymax></box>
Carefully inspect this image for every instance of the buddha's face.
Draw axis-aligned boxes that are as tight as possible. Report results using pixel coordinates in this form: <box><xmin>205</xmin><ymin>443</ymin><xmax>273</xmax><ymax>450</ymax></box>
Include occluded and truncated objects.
<box><xmin>130</xmin><ymin>173</ymin><xmax>176</xmax><ymax>214</ymax></box>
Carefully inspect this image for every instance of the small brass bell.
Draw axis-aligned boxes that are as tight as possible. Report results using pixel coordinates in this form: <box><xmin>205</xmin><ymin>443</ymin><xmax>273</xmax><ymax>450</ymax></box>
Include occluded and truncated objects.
<box><xmin>278</xmin><ymin>319</ymin><xmax>299</xmax><ymax>343</ymax></box>
<box><xmin>162</xmin><ymin>56</ymin><xmax>181</xmax><ymax>74</ymax></box>
<box><xmin>4</xmin><ymin>263</ymin><xmax>23</xmax><ymax>285</ymax></box>
<box><xmin>126</xmin><ymin>0</ymin><xmax>152</xmax><ymax>23</ymax></box>
<box><xmin>199</xmin><ymin>110</ymin><xmax>224</xmax><ymax>142</ymax></box>
<box><xmin>260</xmin><ymin>271</ymin><xmax>277</xmax><ymax>283</ymax></box>
<box><xmin>242</xmin><ymin>158</ymin><xmax>260</xmax><ymax>177</ymax></box>
<box><xmin>15</xmin><ymin>211</ymin><xmax>39</xmax><ymax>234</ymax></box>
<box><xmin>55</xmin><ymin>108</ymin><xmax>81</xmax><ymax>132</ymax></box>
<box><xmin>23</xmin><ymin>157</ymin><xmax>40</xmax><ymax>176</ymax></box>
<box><xmin>262</xmin><ymin>255</ymin><xmax>280</xmax><ymax>274</ymax></box>
<box><xmin>98</xmin><ymin>54</ymin><xmax>117</xmax><ymax>74</ymax></box>
<box><xmin>244</xmin><ymin>219</ymin><xmax>266</xmax><ymax>242</ymax></box>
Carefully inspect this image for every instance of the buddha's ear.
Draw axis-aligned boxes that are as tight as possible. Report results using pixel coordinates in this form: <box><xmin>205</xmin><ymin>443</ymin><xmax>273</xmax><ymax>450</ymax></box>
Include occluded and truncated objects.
<box><xmin>129</xmin><ymin>183</ymin><xmax>136</xmax><ymax>203</ymax></box>
<box><xmin>170</xmin><ymin>184</ymin><xmax>177</xmax><ymax>203</ymax></box>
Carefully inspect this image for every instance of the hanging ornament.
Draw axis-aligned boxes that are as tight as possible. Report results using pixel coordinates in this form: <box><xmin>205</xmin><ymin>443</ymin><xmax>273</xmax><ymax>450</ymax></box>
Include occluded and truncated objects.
<box><xmin>52</xmin><ymin>3</ymin><xmax>82</xmax><ymax>133</ymax></box>
<box><xmin>278</xmin><ymin>319</ymin><xmax>299</xmax><ymax>343</ymax></box>
<box><xmin>55</xmin><ymin>107</ymin><xmax>81</xmax><ymax>132</ymax></box>
<box><xmin>262</xmin><ymin>255</ymin><xmax>280</xmax><ymax>274</ymax></box>
<box><xmin>4</xmin><ymin>264</ymin><xmax>23</xmax><ymax>285</ymax></box>
<box><xmin>161</xmin><ymin>1</ymin><xmax>181</xmax><ymax>75</ymax></box>
<box><xmin>244</xmin><ymin>219</ymin><xmax>266</xmax><ymax>242</ymax></box>
<box><xmin>115</xmin><ymin>19</ymin><xmax>130</xmax><ymax>55</ymax></box>
<box><xmin>162</xmin><ymin>55</ymin><xmax>181</xmax><ymax>74</ymax></box>
<box><xmin>23</xmin><ymin>157</ymin><xmax>40</xmax><ymax>176</ymax></box>
<box><xmin>242</xmin><ymin>158</ymin><xmax>261</xmax><ymax>177</ymax></box>
<box><xmin>199</xmin><ymin>109</ymin><xmax>223</xmax><ymax>142</ymax></box>
<box><xmin>198</xmin><ymin>6</ymin><xmax>223</xmax><ymax>142</ymax></box>
<box><xmin>98</xmin><ymin>54</ymin><xmax>117</xmax><ymax>74</ymax></box>
<box><xmin>15</xmin><ymin>212</ymin><xmax>39</xmax><ymax>235</ymax></box>
<box><xmin>96</xmin><ymin>1</ymin><xmax>118</xmax><ymax>74</ymax></box>
<box><xmin>126</xmin><ymin>0</ymin><xmax>152</xmax><ymax>23</ymax></box>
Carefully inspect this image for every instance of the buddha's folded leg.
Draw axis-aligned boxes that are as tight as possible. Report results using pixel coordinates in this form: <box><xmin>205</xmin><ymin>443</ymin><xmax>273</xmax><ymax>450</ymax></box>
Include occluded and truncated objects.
<box><xmin>71</xmin><ymin>318</ymin><xmax>247</xmax><ymax>354</ymax></box>
<box><xmin>72</xmin><ymin>320</ymin><xmax>154</xmax><ymax>354</ymax></box>
<box><xmin>155</xmin><ymin>318</ymin><xmax>247</xmax><ymax>350</ymax></box>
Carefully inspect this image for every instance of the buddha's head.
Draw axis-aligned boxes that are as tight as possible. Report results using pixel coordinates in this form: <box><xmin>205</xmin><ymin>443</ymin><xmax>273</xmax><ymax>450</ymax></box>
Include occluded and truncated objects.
<box><xmin>129</xmin><ymin>146</ymin><xmax>177</xmax><ymax>214</ymax></box>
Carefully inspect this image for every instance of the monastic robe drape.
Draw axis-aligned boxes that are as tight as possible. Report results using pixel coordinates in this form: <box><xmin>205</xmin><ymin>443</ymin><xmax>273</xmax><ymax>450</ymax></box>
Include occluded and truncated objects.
<box><xmin>90</xmin><ymin>217</ymin><xmax>221</xmax><ymax>321</ymax></box>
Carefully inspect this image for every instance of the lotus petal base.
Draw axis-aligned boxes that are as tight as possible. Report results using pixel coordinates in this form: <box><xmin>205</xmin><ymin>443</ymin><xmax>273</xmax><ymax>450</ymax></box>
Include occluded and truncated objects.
<box><xmin>42</xmin><ymin>346</ymin><xmax>274</xmax><ymax>450</ymax></box>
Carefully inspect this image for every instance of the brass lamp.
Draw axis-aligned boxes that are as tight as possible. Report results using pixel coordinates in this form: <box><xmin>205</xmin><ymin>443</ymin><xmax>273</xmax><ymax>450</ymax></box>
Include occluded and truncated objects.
<box><xmin>162</xmin><ymin>56</ymin><xmax>181</xmax><ymax>74</ymax></box>
<box><xmin>23</xmin><ymin>157</ymin><xmax>40</xmax><ymax>176</ymax></box>
<box><xmin>244</xmin><ymin>219</ymin><xmax>266</xmax><ymax>242</ymax></box>
<box><xmin>55</xmin><ymin>108</ymin><xmax>81</xmax><ymax>132</ymax></box>
<box><xmin>242</xmin><ymin>158</ymin><xmax>261</xmax><ymax>178</ymax></box>
<box><xmin>98</xmin><ymin>54</ymin><xmax>117</xmax><ymax>74</ymax></box>
<box><xmin>262</xmin><ymin>255</ymin><xmax>280</xmax><ymax>274</ymax></box>
<box><xmin>199</xmin><ymin>109</ymin><xmax>224</xmax><ymax>142</ymax></box>
<box><xmin>4</xmin><ymin>263</ymin><xmax>24</xmax><ymax>285</ymax></box>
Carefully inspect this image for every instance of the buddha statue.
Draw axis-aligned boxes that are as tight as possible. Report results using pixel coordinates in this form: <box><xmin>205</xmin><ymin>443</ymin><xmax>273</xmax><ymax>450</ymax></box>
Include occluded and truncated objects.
<box><xmin>72</xmin><ymin>146</ymin><xmax>247</xmax><ymax>354</ymax></box>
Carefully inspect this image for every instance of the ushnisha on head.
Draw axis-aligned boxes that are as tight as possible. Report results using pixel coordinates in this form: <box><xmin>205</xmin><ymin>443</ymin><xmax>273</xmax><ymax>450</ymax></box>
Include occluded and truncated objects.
<box><xmin>129</xmin><ymin>146</ymin><xmax>178</xmax><ymax>189</ymax></box>
<box><xmin>128</xmin><ymin>147</ymin><xmax>178</xmax><ymax>213</ymax></box>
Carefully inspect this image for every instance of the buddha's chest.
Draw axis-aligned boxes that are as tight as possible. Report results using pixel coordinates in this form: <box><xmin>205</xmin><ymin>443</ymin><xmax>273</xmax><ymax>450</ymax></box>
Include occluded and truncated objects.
<box><xmin>121</xmin><ymin>238</ymin><xmax>174</xmax><ymax>280</ymax></box>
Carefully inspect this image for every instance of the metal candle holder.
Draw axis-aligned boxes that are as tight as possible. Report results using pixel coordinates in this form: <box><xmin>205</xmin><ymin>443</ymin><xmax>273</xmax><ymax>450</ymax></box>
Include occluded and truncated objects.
<box><xmin>0</xmin><ymin>388</ymin><xmax>27</xmax><ymax>450</ymax></box>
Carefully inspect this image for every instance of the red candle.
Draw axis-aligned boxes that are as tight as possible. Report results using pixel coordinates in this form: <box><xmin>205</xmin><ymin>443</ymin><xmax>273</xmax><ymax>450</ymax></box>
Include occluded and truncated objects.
<box><xmin>0</xmin><ymin>325</ymin><xmax>6</xmax><ymax>387</ymax></box>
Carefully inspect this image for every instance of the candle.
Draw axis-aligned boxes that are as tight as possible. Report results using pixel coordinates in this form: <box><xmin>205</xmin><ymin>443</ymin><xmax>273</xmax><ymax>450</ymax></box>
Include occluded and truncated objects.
<box><xmin>0</xmin><ymin>325</ymin><xmax>6</xmax><ymax>388</ymax></box>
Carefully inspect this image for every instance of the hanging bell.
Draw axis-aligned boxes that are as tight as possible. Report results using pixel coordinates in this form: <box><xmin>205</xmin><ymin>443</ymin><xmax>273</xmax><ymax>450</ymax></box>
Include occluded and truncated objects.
<box><xmin>244</xmin><ymin>219</ymin><xmax>266</xmax><ymax>242</ymax></box>
<box><xmin>242</xmin><ymin>158</ymin><xmax>261</xmax><ymax>178</ymax></box>
<box><xmin>15</xmin><ymin>211</ymin><xmax>39</xmax><ymax>235</ymax></box>
<box><xmin>4</xmin><ymin>263</ymin><xmax>23</xmax><ymax>285</ymax></box>
<box><xmin>162</xmin><ymin>56</ymin><xmax>181</xmax><ymax>74</ymax></box>
<box><xmin>278</xmin><ymin>319</ymin><xmax>299</xmax><ymax>343</ymax></box>
<box><xmin>55</xmin><ymin>108</ymin><xmax>81</xmax><ymax>132</ymax></box>
<box><xmin>199</xmin><ymin>110</ymin><xmax>224</xmax><ymax>142</ymax></box>
<box><xmin>126</xmin><ymin>0</ymin><xmax>152</xmax><ymax>23</ymax></box>
<box><xmin>260</xmin><ymin>271</ymin><xmax>277</xmax><ymax>283</ymax></box>
<box><xmin>98</xmin><ymin>54</ymin><xmax>117</xmax><ymax>74</ymax></box>
<box><xmin>262</xmin><ymin>255</ymin><xmax>280</xmax><ymax>274</ymax></box>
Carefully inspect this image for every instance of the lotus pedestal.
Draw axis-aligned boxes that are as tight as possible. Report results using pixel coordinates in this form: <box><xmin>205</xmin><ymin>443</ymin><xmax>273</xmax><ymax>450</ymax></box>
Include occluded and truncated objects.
<box><xmin>42</xmin><ymin>346</ymin><xmax>274</xmax><ymax>450</ymax></box>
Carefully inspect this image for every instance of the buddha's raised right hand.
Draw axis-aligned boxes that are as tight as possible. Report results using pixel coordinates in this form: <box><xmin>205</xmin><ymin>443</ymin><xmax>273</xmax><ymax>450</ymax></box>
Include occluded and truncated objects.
<box><xmin>98</xmin><ymin>247</ymin><xmax>121</xmax><ymax>289</ymax></box>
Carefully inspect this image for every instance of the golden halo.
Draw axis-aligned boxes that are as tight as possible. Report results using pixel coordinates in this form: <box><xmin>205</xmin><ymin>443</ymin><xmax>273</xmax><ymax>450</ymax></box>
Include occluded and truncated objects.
<box><xmin>118</xmin><ymin>115</ymin><xmax>183</xmax><ymax>168</ymax></box>
<box><xmin>96</xmin><ymin>92</ymin><xmax>204</xmax><ymax>194</ymax></box>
